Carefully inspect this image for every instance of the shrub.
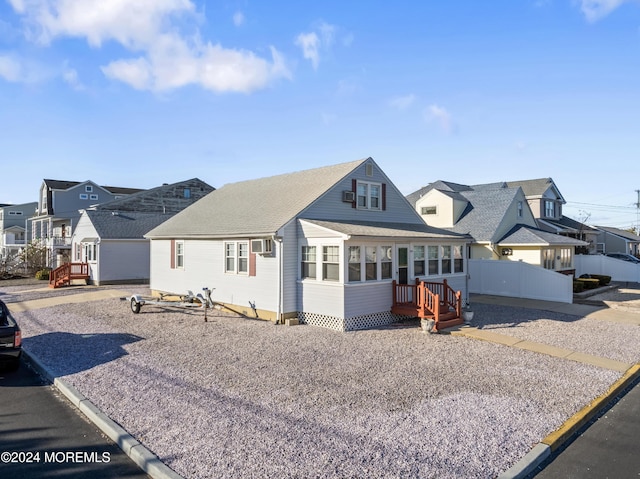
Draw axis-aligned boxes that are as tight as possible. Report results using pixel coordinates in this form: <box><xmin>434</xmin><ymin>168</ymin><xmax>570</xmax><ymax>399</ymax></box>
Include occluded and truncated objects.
<box><xmin>573</xmin><ymin>281</ymin><xmax>585</xmax><ymax>293</ymax></box>
<box><xmin>576</xmin><ymin>278</ymin><xmax>600</xmax><ymax>290</ymax></box>
<box><xmin>35</xmin><ymin>268</ymin><xmax>51</xmax><ymax>280</ymax></box>
<box><xmin>589</xmin><ymin>274</ymin><xmax>611</xmax><ymax>286</ymax></box>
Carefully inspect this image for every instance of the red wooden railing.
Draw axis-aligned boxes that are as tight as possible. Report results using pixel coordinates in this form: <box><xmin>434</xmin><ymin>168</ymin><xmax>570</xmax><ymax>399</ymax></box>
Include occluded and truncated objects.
<box><xmin>391</xmin><ymin>278</ymin><xmax>463</xmax><ymax>331</ymax></box>
<box><xmin>49</xmin><ymin>262</ymin><xmax>89</xmax><ymax>288</ymax></box>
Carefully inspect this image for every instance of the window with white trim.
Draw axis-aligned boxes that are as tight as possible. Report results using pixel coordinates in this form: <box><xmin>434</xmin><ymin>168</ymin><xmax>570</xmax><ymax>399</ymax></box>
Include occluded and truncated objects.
<box><xmin>421</xmin><ymin>206</ymin><xmax>437</xmax><ymax>215</ymax></box>
<box><xmin>414</xmin><ymin>245</ymin><xmax>425</xmax><ymax>275</ymax></box>
<box><xmin>79</xmin><ymin>194</ymin><xmax>88</xmax><ymax>200</ymax></box>
<box><xmin>542</xmin><ymin>248</ymin><xmax>555</xmax><ymax>270</ymax></box>
<box><xmin>348</xmin><ymin>246</ymin><xmax>361</xmax><ymax>282</ymax></box>
<box><xmin>175</xmin><ymin>241</ymin><xmax>184</xmax><ymax>268</ymax></box>
<box><xmin>381</xmin><ymin>246</ymin><xmax>392</xmax><ymax>279</ymax></box>
<box><xmin>301</xmin><ymin>246</ymin><xmax>317</xmax><ymax>279</ymax></box>
<box><xmin>441</xmin><ymin>245</ymin><xmax>452</xmax><ymax>274</ymax></box>
<box><xmin>365</xmin><ymin>246</ymin><xmax>377</xmax><ymax>281</ymax></box>
<box><xmin>86</xmin><ymin>185</ymin><xmax>93</xmax><ymax>192</ymax></box>
<box><xmin>544</xmin><ymin>200</ymin><xmax>555</xmax><ymax>218</ymax></box>
<box><xmin>428</xmin><ymin>245</ymin><xmax>439</xmax><ymax>275</ymax></box>
<box><xmin>453</xmin><ymin>245</ymin><xmax>464</xmax><ymax>273</ymax></box>
<box><xmin>90</xmin><ymin>194</ymin><xmax>98</xmax><ymax>200</ymax></box>
<box><xmin>323</xmin><ymin>246</ymin><xmax>339</xmax><ymax>281</ymax></box>
<box><xmin>225</xmin><ymin>241</ymin><xmax>249</xmax><ymax>274</ymax></box>
<box><xmin>517</xmin><ymin>201</ymin><xmax>523</xmax><ymax>217</ymax></box>
<box><xmin>356</xmin><ymin>181</ymin><xmax>382</xmax><ymax>210</ymax></box>
<box><xmin>559</xmin><ymin>248</ymin><xmax>571</xmax><ymax>269</ymax></box>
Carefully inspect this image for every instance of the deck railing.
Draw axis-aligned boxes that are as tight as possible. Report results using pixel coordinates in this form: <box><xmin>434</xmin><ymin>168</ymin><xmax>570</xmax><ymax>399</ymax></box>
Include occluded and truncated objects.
<box><xmin>392</xmin><ymin>278</ymin><xmax>462</xmax><ymax>330</ymax></box>
<box><xmin>49</xmin><ymin>262</ymin><xmax>89</xmax><ymax>288</ymax></box>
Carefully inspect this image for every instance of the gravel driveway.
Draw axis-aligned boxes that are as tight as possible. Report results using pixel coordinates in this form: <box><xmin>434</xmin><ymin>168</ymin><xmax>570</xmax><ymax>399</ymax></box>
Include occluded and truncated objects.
<box><xmin>3</xmin><ymin>282</ymin><xmax>639</xmax><ymax>479</ymax></box>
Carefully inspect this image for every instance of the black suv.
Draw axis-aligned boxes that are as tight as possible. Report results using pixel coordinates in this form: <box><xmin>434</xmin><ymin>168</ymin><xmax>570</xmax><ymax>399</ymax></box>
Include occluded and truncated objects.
<box><xmin>0</xmin><ymin>299</ymin><xmax>22</xmax><ymax>370</ymax></box>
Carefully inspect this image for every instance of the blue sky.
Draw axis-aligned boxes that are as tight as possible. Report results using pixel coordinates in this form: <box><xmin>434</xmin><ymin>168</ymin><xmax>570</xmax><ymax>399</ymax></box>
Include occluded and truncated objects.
<box><xmin>1</xmin><ymin>0</ymin><xmax>639</xmax><ymax>229</ymax></box>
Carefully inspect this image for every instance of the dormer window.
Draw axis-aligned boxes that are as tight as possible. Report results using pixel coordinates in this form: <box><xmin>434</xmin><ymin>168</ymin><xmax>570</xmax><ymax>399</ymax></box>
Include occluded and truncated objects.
<box><xmin>86</xmin><ymin>185</ymin><xmax>93</xmax><ymax>192</ymax></box>
<box><xmin>357</xmin><ymin>181</ymin><xmax>382</xmax><ymax>210</ymax></box>
<box><xmin>517</xmin><ymin>201</ymin><xmax>523</xmax><ymax>217</ymax></box>
<box><xmin>421</xmin><ymin>206</ymin><xmax>437</xmax><ymax>215</ymax></box>
<box><xmin>544</xmin><ymin>200</ymin><xmax>555</xmax><ymax>218</ymax></box>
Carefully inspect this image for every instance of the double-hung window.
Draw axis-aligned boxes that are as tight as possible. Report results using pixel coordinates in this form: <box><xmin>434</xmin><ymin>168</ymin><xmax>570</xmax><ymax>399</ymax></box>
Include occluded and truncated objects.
<box><xmin>428</xmin><ymin>245</ymin><xmax>439</xmax><ymax>275</ymax></box>
<box><xmin>365</xmin><ymin>246</ymin><xmax>377</xmax><ymax>281</ymax></box>
<box><xmin>453</xmin><ymin>245</ymin><xmax>464</xmax><ymax>273</ymax></box>
<box><xmin>542</xmin><ymin>248</ymin><xmax>555</xmax><ymax>270</ymax></box>
<box><xmin>225</xmin><ymin>241</ymin><xmax>249</xmax><ymax>274</ymax></box>
<box><xmin>323</xmin><ymin>246</ymin><xmax>340</xmax><ymax>281</ymax></box>
<box><xmin>175</xmin><ymin>241</ymin><xmax>184</xmax><ymax>268</ymax></box>
<box><xmin>381</xmin><ymin>246</ymin><xmax>392</xmax><ymax>279</ymax></box>
<box><xmin>544</xmin><ymin>200</ymin><xmax>555</xmax><ymax>218</ymax></box>
<box><xmin>441</xmin><ymin>246</ymin><xmax>452</xmax><ymax>274</ymax></box>
<box><xmin>356</xmin><ymin>181</ymin><xmax>382</xmax><ymax>210</ymax></box>
<box><xmin>348</xmin><ymin>246</ymin><xmax>361</xmax><ymax>282</ymax></box>
<box><xmin>302</xmin><ymin>246</ymin><xmax>317</xmax><ymax>279</ymax></box>
<box><xmin>414</xmin><ymin>246</ymin><xmax>425</xmax><ymax>276</ymax></box>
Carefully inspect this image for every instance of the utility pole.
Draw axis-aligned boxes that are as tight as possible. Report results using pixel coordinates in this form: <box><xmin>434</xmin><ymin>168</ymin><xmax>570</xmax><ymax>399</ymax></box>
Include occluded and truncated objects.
<box><xmin>636</xmin><ymin>189</ymin><xmax>640</xmax><ymax>236</ymax></box>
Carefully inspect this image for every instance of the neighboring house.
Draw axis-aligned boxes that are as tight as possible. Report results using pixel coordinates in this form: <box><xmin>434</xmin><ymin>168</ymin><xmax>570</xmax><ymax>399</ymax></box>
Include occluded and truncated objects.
<box><xmin>145</xmin><ymin>158</ymin><xmax>470</xmax><ymax>332</ymax></box>
<box><xmin>406</xmin><ymin>180</ymin><xmax>586</xmax><ymax>274</ymax></box>
<box><xmin>503</xmin><ymin>177</ymin><xmax>598</xmax><ymax>253</ymax></box>
<box><xmin>0</xmin><ymin>202</ymin><xmax>37</xmax><ymax>262</ymax></box>
<box><xmin>30</xmin><ymin>179</ymin><xmax>145</xmax><ymax>267</ymax></box>
<box><xmin>72</xmin><ymin>211</ymin><xmax>174</xmax><ymax>285</ymax></box>
<box><xmin>89</xmin><ymin>178</ymin><xmax>213</xmax><ymax>214</ymax></box>
<box><xmin>595</xmin><ymin>226</ymin><xmax>640</xmax><ymax>256</ymax></box>
<box><xmin>70</xmin><ymin>179</ymin><xmax>215</xmax><ymax>285</ymax></box>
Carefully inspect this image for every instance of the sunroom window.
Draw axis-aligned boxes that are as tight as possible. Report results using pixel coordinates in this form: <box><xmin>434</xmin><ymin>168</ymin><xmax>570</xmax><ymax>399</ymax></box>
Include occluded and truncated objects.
<box><xmin>323</xmin><ymin>246</ymin><xmax>339</xmax><ymax>281</ymax></box>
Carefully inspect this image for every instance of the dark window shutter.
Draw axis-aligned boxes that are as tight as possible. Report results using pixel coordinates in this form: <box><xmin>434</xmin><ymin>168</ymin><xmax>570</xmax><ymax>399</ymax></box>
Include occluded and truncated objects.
<box><xmin>352</xmin><ymin>179</ymin><xmax>357</xmax><ymax>208</ymax></box>
<box><xmin>382</xmin><ymin>183</ymin><xmax>387</xmax><ymax>210</ymax></box>
<box><xmin>249</xmin><ymin>252</ymin><xmax>256</xmax><ymax>277</ymax></box>
<box><xmin>170</xmin><ymin>240</ymin><xmax>175</xmax><ymax>269</ymax></box>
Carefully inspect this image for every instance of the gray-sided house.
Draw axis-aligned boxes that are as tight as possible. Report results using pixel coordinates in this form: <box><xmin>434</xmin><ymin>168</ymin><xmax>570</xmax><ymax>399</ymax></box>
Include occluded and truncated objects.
<box><xmin>145</xmin><ymin>158</ymin><xmax>470</xmax><ymax>332</ymax></box>
<box><xmin>69</xmin><ymin>179</ymin><xmax>214</xmax><ymax>286</ymax></box>
<box><xmin>595</xmin><ymin>226</ymin><xmax>640</xmax><ymax>256</ymax></box>
<box><xmin>31</xmin><ymin>179</ymin><xmax>145</xmax><ymax>268</ymax></box>
<box><xmin>0</xmin><ymin>201</ymin><xmax>37</xmax><ymax>263</ymax></box>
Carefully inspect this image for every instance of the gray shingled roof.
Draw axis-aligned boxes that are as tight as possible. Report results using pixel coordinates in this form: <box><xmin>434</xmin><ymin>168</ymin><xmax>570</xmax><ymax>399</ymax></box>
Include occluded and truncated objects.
<box><xmin>300</xmin><ymin>219</ymin><xmax>468</xmax><ymax>240</ymax></box>
<box><xmin>405</xmin><ymin>180</ymin><xmax>472</xmax><ymax>206</ymax></box>
<box><xmin>596</xmin><ymin>225</ymin><xmax>640</xmax><ymax>242</ymax></box>
<box><xmin>498</xmin><ymin>225</ymin><xmax>588</xmax><ymax>246</ymax></box>
<box><xmin>43</xmin><ymin>179</ymin><xmax>145</xmax><ymax>195</ymax></box>
<box><xmin>504</xmin><ymin>178</ymin><xmax>563</xmax><ymax>201</ymax></box>
<box><xmin>85</xmin><ymin>211</ymin><xmax>174</xmax><ymax>239</ymax></box>
<box><xmin>541</xmin><ymin>216</ymin><xmax>599</xmax><ymax>233</ymax></box>
<box><xmin>146</xmin><ymin>159</ymin><xmax>369</xmax><ymax>239</ymax></box>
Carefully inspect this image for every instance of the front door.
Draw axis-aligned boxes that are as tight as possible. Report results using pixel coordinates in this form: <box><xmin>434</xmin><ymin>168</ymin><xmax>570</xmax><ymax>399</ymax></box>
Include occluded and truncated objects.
<box><xmin>397</xmin><ymin>245</ymin><xmax>409</xmax><ymax>284</ymax></box>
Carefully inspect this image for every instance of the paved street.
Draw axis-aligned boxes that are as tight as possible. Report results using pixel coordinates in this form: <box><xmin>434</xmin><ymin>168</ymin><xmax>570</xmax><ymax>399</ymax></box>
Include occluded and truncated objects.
<box><xmin>532</xmin><ymin>378</ymin><xmax>640</xmax><ymax>479</ymax></box>
<box><xmin>0</xmin><ymin>359</ymin><xmax>148</xmax><ymax>479</ymax></box>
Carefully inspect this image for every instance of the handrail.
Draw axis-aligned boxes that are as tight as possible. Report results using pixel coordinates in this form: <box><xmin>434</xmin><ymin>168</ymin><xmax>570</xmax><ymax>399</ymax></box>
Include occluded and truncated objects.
<box><xmin>393</xmin><ymin>279</ymin><xmax>463</xmax><ymax>327</ymax></box>
<box><xmin>49</xmin><ymin>262</ymin><xmax>89</xmax><ymax>287</ymax></box>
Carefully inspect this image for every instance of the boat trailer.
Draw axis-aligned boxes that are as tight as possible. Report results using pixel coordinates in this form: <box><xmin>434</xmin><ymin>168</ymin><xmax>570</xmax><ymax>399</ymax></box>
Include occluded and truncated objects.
<box><xmin>125</xmin><ymin>287</ymin><xmax>215</xmax><ymax>321</ymax></box>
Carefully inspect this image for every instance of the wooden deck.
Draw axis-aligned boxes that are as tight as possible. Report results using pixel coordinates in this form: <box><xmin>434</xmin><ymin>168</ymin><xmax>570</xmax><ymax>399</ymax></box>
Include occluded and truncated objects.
<box><xmin>391</xmin><ymin>279</ymin><xmax>463</xmax><ymax>331</ymax></box>
<box><xmin>49</xmin><ymin>262</ymin><xmax>89</xmax><ymax>288</ymax></box>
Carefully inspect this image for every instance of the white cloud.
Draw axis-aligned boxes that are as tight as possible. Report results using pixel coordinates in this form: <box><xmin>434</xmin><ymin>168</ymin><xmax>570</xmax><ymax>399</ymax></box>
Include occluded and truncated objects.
<box><xmin>295</xmin><ymin>21</ymin><xmax>345</xmax><ymax>70</ymax></box>
<box><xmin>8</xmin><ymin>0</ymin><xmax>291</xmax><ymax>93</ymax></box>
<box><xmin>389</xmin><ymin>94</ymin><xmax>416</xmax><ymax>110</ymax></box>
<box><xmin>62</xmin><ymin>65</ymin><xmax>84</xmax><ymax>90</ymax></box>
<box><xmin>233</xmin><ymin>11</ymin><xmax>244</xmax><ymax>27</ymax></box>
<box><xmin>295</xmin><ymin>31</ymin><xmax>320</xmax><ymax>70</ymax></box>
<box><xmin>425</xmin><ymin>104</ymin><xmax>454</xmax><ymax>133</ymax></box>
<box><xmin>578</xmin><ymin>0</ymin><xmax>634</xmax><ymax>22</ymax></box>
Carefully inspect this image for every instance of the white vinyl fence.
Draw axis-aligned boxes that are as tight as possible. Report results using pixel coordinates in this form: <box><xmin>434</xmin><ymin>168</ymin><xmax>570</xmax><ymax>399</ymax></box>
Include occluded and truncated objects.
<box><xmin>468</xmin><ymin>259</ymin><xmax>573</xmax><ymax>304</ymax></box>
<box><xmin>574</xmin><ymin>254</ymin><xmax>640</xmax><ymax>283</ymax></box>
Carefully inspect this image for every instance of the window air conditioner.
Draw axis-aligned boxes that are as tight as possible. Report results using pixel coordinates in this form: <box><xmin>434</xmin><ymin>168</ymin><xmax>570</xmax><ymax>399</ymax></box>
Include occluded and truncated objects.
<box><xmin>251</xmin><ymin>239</ymin><xmax>273</xmax><ymax>255</ymax></box>
<box><xmin>342</xmin><ymin>191</ymin><xmax>356</xmax><ymax>202</ymax></box>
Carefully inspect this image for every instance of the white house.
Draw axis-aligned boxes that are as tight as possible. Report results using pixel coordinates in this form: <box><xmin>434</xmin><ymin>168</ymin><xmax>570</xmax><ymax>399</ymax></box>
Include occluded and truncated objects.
<box><xmin>145</xmin><ymin>158</ymin><xmax>470</xmax><ymax>332</ymax></box>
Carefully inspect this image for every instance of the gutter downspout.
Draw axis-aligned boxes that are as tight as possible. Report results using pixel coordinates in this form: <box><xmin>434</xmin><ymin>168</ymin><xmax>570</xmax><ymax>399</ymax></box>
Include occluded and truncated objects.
<box><xmin>273</xmin><ymin>234</ymin><xmax>284</xmax><ymax>325</ymax></box>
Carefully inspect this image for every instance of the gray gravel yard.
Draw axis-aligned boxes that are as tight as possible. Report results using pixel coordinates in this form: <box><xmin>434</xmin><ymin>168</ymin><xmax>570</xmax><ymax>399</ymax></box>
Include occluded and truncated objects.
<box><xmin>4</xmin><ymin>282</ymin><xmax>639</xmax><ymax>478</ymax></box>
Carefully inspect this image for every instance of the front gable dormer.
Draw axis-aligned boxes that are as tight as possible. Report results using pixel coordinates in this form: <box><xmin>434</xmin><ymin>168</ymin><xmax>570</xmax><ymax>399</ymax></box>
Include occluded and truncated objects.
<box><xmin>415</xmin><ymin>189</ymin><xmax>468</xmax><ymax>228</ymax></box>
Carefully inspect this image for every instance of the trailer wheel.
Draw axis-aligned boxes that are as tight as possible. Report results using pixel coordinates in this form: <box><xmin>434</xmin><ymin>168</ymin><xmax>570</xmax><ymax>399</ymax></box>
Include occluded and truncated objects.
<box><xmin>130</xmin><ymin>298</ymin><xmax>141</xmax><ymax>314</ymax></box>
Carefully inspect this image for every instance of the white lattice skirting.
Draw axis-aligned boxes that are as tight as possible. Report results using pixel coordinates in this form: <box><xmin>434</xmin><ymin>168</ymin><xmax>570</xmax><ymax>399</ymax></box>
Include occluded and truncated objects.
<box><xmin>298</xmin><ymin>311</ymin><xmax>406</xmax><ymax>332</ymax></box>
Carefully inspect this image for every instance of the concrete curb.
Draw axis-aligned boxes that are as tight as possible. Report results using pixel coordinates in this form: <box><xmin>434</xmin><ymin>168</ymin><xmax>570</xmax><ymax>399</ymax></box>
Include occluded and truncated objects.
<box><xmin>22</xmin><ymin>349</ymin><xmax>184</xmax><ymax>479</ymax></box>
<box><xmin>498</xmin><ymin>363</ymin><xmax>640</xmax><ymax>479</ymax></box>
